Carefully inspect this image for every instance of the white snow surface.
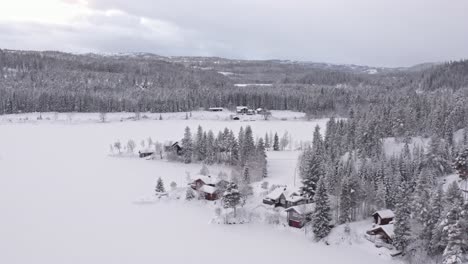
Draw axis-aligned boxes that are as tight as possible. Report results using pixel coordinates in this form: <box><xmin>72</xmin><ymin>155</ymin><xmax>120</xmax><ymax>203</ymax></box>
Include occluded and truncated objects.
<box><xmin>0</xmin><ymin>114</ymin><xmax>398</xmax><ymax>264</ymax></box>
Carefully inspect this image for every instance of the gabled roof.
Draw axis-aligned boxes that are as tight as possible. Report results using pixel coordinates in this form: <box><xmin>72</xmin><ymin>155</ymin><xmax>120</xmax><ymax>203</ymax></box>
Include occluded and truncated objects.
<box><xmin>199</xmin><ymin>185</ymin><xmax>216</xmax><ymax>194</ymax></box>
<box><xmin>372</xmin><ymin>209</ymin><xmax>395</xmax><ymax>219</ymax></box>
<box><xmin>367</xmin><ymin>224</ymin><xmax>395</xmax><ymax>239</ymax></box>
<box><xmin>192</xmin><ymin>175</ymin><xmax>215</xmax><ymax>185</ymax></box>
<box><xmin>265</xmin><ymin>188</ymin><xmax>286</xmax><ymax>200</ymax></box>
<box><xmin>285</xmin><ymin>203</ymin><xmax>316</xmax><ymax>215</ymax></box>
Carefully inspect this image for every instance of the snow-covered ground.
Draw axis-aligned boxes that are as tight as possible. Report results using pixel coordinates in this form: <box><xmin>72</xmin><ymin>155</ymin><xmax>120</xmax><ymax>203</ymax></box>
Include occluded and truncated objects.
<box><xmin>0</xmin><ymin>115</ymin><xmax>399</xmax><ymax>264</ymax></box>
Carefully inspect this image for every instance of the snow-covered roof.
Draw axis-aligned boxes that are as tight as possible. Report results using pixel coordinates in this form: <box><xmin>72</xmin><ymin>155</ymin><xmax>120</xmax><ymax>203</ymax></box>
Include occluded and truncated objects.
<box><xmin>266</xmin><ymin>188</ymin><xmax>286</xmax><ymax>200</ymax></box>
<box><xmin>286</xmin><ymin>195</ymin><xmax>305</xmax><ymax>203</ymax></box>
<box><xmin>192</xmin><ymin>175</ymin><xmax>215</xmax><ymax>185</ymax></box>
<box><xmin>266</xmin><ymin>187</ymin><xmax>302</xmax><ymax>201</ymax></box>
<box><xmin>199</xmin><ymin>185</ymin><xmax>216</xmax><ymax>194</ymax></box>
<box><xmin>236</xmin><ymin>106</ymin><xmax>248</xmax><ymax>111</ymax></box>
<box><xmin>285</xmin><ymin>203</ymin><xmax>316</xmax><ymax>215</ymax></box>
<box><xmin>368</xmin><ymin>224</ymin><xmax>395</xmax><ymax>239</ymax></box>
<box><xmin>373</xmin><ymin>209</ymin><xmax>395</xmax><ymax>219</ymax></box>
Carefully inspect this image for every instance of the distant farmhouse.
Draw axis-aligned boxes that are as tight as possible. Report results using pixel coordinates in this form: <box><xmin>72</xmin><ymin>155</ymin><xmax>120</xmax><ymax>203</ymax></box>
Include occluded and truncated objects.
<box><xmin>263</xmin><ymin>187</ymin><xmax>308</xmax><ymax>208</ymax></box>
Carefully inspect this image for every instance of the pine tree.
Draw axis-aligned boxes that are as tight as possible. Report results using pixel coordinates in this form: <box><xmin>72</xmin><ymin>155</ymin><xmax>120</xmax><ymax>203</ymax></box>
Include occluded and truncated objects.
<box><xmin>393</xmin><ymin>182</ymin><xmax>412</xmax><ymax>252</ymax></box>
<box><xmin>442</xmin><ymin>221</ymin><xmax>463</xmax><ymax>264</ymax></box>
<box><xmin>424</xmin><ymin>186</ymin><xmax>444</xmax><ymax>249</ymax></box>
<box><xmin>181</xmin><ymin>126</ymin><xmax>193</xmax><ymax>163</ymax></box>
<box><xmin>241</xmin><ymin>126</ymin><xmax>255</xmax><ymax>165</ymax></box>
<box><xmin>445</xmin><ymin>181</ymin><xmax>463</xmax><ymax>208</ymax></box>
<box><xmin>273</xmin><ymin>132</ymin><xmax>279</xmax><ymax>151</ymax></box>
<box><xmin>339</xmin><ymin>176</ymin><xmax>352</xmax><ymax>224</ymax></box>
<box><xmin>412</xmin><ymin>168</ymin><xmax>434</xmax><ymax>223</ymax></box>
<box><xmin>256</xmin><ymin>137</ymin><xmax>268</xmax><ymax>178</ymax></box>
<box><xmin>299</xmin><ymin>146</ymin><xmax>323</xmax><ymax>198</ymax></box>
<box><xmin>265</xmin><ymin>133</ymin><xmax>270</xmax><ymax>149</ymax></box>
<box><xmin>185</xmin><ymin>187</ymin><xmax>195</xmax><ymax>200</ymax></box>
<box><xmin>194</xmin><ymin>125</ymin><xmax>205</xmax><ymax>161</ymax></box>
<box><xmin>453</xmin><ymin>147</ymin><xmax>468</xmax><ymax>181</ymax></box>
<box><xmin>222</xmin><ymin>183</ymin><xmax>242</xmax><ymax>217</ymax></box>
<box><xmin>313</xmin><ymin>178</ymin><xmax>332</xmax><ymax>240</ymax></box>
<box><xmin>155</xmin><ymin>177</ymin><xmax>165</xmax><ymax>193</ymax></box>
<box><xmin>205</xmin><ymin>130</ymin><xmax>216</xmax><ymax>164</ymax></box>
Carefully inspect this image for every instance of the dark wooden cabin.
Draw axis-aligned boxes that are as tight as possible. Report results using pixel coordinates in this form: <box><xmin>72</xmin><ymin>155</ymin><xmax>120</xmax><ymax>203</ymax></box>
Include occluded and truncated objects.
<box><xmin>285</xmin><ymin>203</ymin><xmax>316</xmax><ymax>228</ymax></box>
<box><xmin>372</xmin><ymin>209</ymin><xmax>395</xmax><ymax>225</ymax></box>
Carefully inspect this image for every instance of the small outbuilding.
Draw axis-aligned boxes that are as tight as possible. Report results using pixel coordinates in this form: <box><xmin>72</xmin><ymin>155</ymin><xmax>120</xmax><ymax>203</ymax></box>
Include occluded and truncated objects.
<box><xmin>138</xmin><ymin>150</ymin><xmax>154</xmax><ymax>158</ymax></box>
<box><xmin>199</xmin><ymin>185</ymin><xmax>218</xmax><ymax>200</ymax></box>
<box><xmin>285</xmin><ymin>203</ymin><xmax>316</xmax><ymax>228</ymax></box>
<box><xmin>366</xmin><ymin>224</ymin><xmax>395</xmax><ymax>245</ymax></box>
<box><xmin>209</xmin><ymin>107</ymin><xmax>223</xmax><ymax>112</ymax></box>
<box><xmin>372</xmin><ymin>209</ymin><xmax>395</xmax><ymax>225</ymax></box>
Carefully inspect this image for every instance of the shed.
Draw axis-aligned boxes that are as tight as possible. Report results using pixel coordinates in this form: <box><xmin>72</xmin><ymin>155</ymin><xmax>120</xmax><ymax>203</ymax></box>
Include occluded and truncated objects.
<box><xmin>263</xmin><ymin>187</ymin><xmax>305</xmax><ymax>208</ymax></box>
<box><xmin>366</xmin><ymin>224</ymin><xmax>395</xmax><ymax>244</ymax></box>
<box><xmin>138</xmin><ymin>150</ymin><xmax>154</xmax><ymax>158</ymax></box>
<box><xmin>285</xmin><ymin>203</ymin><xmax>316</xmax><ymax>228</ymax></box>
<box><xmin>372</xmin><ymin>209</ymin><xmax>395</xmax><ymax>225</ymax></box>
<box><xmin>199</xmin><ymin>185</ymin><xmax>218</xmax><ymax>200</ymax></box>
<box><xmin>209</xmin><ymin>107</ymin><xmax>223</xmax><ymax>112</ymax></box>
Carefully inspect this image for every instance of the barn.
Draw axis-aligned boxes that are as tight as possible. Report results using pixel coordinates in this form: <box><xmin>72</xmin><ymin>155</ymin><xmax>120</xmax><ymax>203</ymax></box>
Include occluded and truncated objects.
<box><xmin>236</xmin><ymin>106</ymin><xmax>248</xmax><ymax>114</ymax></box>
<box><xmin>285</xmin><ymin>203</ymin><xmax>316</xmax><ymax>228</ymax></box>
<box><xmin>372</xmin><ymin>209</ymin><xmax>395</xmax><ymax>225</ymax></box>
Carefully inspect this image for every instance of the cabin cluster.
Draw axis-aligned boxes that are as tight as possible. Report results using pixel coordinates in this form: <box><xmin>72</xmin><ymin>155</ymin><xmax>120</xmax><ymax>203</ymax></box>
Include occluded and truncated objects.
<box><xmin>262</xmin><ymin>187</ymin><xmax>315</xmax><ymax>228</ymax></box>
<box><xmin>189</xmin><ymin>175</ymin><xmax>229</xmax><ymax>201</ymax></box>
<box><xmin>235</xmin><ymin>106</ymin><xmax>264</xmax><ymax>115</ymax></box>
<box><xmin>366</xmin><ymin>209</ymin><xmax>395</xmax><ymax>247</ymax></box>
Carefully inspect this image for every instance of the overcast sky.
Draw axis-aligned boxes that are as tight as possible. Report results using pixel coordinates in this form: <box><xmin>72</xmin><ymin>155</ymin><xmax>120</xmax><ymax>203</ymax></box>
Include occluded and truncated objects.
<box><xmin>0</xmin><ymin>0</ymin><xmax>467</xmax><ymax>67</ymax></box>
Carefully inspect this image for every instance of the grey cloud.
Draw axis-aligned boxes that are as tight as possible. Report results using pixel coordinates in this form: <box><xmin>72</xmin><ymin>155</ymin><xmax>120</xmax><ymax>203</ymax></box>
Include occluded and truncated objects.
<box><xmin>1</xmin><ymin>0</ymin><xmax>468</xmax><ymax>67</ymax></box>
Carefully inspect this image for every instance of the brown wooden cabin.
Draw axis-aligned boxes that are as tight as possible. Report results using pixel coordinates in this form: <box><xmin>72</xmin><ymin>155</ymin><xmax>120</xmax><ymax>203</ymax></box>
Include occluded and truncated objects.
<box><xmin>164</xmin><ymin>142</ymin><xmax>183</xmax><ymax>156</ymax></box>
<box><xmin>209</xmin><ymin>107</ymin><xmax>223</xmax><ymax>112</ymax></box>
<box><xmin>199</xmin><ymin>185</ymin><xmax>218</xmax><ymax>200</ymax></box>
<box><xmin>366</xmin><ymin>224</ymin><xmax>395</xmax><ymax>244</ymax></box>
<box><xmin>285</xmin><ymin>203</ymin><xmax>316</xmax><ymax>228</ymax></box>
<box><xmin>372</xmin><ymin>209</ymin><xmax>395</xmax><ymax>225</ymax></box>
<box><xmin>139</xmin><ymin>151</ymin><xmax>154</xmax><ymax>158</ymax></box>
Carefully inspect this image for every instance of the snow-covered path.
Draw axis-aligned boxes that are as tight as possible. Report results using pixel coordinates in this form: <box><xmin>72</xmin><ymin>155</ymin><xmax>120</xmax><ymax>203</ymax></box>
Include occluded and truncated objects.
<box><xmin>0</xmin><ymin>120</ymin><xmax>397</xmax><ymax>264</ymax></box>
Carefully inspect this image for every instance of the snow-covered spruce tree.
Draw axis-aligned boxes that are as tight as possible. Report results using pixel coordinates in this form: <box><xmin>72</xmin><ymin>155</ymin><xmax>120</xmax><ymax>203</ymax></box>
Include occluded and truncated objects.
<box><xmin>256</xmin><ymin>137</ymin><xmax>268</xmax><ymax>178</ymax></box>
<box><xmin>273</xmin><ymin>132</ymin><xmax>279</xmax><ymax>151</ymax></box>
<box><xmin>375</xmin><ymin>179</ymin><xmax>387</xmax><ymax>210</ymax></box>
<box><xmin>240</xmin><ymin>126</ymin><xmax>255</xmax><ymax>166</ymax></box>
<box><xmin>228</xmin><ymin>130</ymin><xmax>239</xmax><ymax>166</ymax></box>
<box><xmin>181</xmin><ymin>126</ymin><xmax>193</xmax><ymax>163</ymax></box>
<box><xmin>459</xmin><ymin>202</ymin><xmax>468</xmax><ymax>252</ymax></box>
<box><xmin>299</xmin><ymin>146</ymin><xmax>323</xmax><ymax>198</ymax></box>
<box><xmin>412</xmin><ymin>167</ymin><xmax>434</xmax><ymax>223</ymax></box>
<box><xmin>339</xmin><ymin>176</ymin><xmax>352</xmax><ymax>224</ymax></box>
<box><xmin>155</xmin><ymin>177</ymin><xmax>165</xmax><ymax>193</ymax></box>
<box><xmin>265</xmin><ymin>133</ymin><xmax>270</xmax><ymax>150</ymax></box>
<box><xmin>222</xmin><ymin>183</ymin><xmax>242</xmax><ymax>218</ymax></box>
<box><xmin>194</xmin><ymin>125</ymin><xmax>206</xmax><ymax>161</ymax></box>
<box><xmin>312</xmin><ymin>178</ymin><xmax>332</xmax><ymax>240</ymax></box>
<box><xmin>431</xmin><ymin>206</ymin><xmax>461</xmax><ymax>256</ymax></box>
<box><xmin>312</xmin><ymin>125</ymin><xmax>325</xmax><ymax>155</ymax></box>
<box><xmin>393</xmin><ymin>182</ymin><xmax>412</xmax><ymax>253</ymax></box>
<box><xmin>423</xmin><ymin>186</ymin><xmax>444</xmax><ymax>248</ymax></box>
<box><xmin>442</xmin><ymin>221</ymin><xmax>464</xmax><ymax>264</ymax></box>
<box><xmin>205</xmin><ymin>130</ymin><xmax>216</xmax><ymax>164</ymax></box>
<box><xmin>453</xmin><ymin>147</ymin><xmax>468</xmax><ymax>181</ymax></box>
<box><xmin>445</xmin><ymin>181</ymin><xmax>464</xmax><ymax>208</ymax></box>
<box><xmin>185</xmin><ymin>187</ymin><xmax>195</xmax><ymax>200</ymax></box>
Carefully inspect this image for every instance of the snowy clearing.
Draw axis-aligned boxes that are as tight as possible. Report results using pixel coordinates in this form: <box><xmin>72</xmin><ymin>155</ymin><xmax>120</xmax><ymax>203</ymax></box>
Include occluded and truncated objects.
<box><xmin>0</xmin><ymin>117</ymin><xmax>399</xmax><ymax>264</ymax></box>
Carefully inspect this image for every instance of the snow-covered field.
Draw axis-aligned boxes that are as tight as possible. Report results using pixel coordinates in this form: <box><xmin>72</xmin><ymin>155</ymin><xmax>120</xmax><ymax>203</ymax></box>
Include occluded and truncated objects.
<box><xmin>0</xmin><ymin>113</ymin><xmax>398</xmax><ymax>264</ymax></box>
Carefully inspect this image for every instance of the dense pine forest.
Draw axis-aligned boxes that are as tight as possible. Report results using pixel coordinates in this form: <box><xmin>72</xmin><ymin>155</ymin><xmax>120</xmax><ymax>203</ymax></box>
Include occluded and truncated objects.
<box><xmin>1</xmin><ymin>49</ymin><xmax>468</xmax><ymax>140</ymax></box>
